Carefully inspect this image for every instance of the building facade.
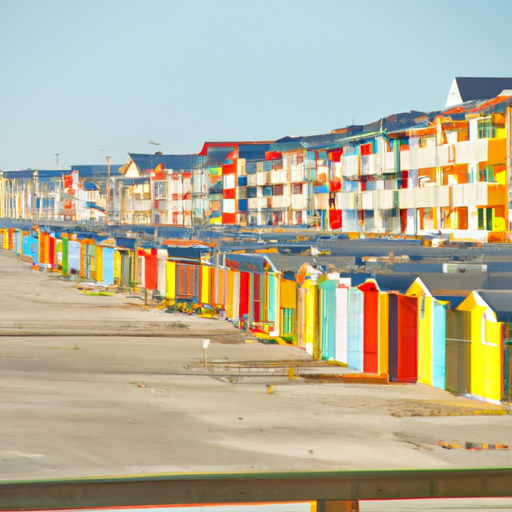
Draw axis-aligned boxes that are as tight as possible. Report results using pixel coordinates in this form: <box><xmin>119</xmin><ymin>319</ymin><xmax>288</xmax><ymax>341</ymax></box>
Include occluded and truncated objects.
<box><xmin>1</xmin><ymin>87</ymin><xmax>511</xmax><ymax>237</ymax></box>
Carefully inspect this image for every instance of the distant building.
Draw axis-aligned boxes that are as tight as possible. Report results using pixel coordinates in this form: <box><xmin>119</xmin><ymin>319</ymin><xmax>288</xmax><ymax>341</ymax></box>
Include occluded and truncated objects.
<box><xmin>2</xmin><ymin>79</ymin><xmax>512</xmax><ymax>238</ymax></box>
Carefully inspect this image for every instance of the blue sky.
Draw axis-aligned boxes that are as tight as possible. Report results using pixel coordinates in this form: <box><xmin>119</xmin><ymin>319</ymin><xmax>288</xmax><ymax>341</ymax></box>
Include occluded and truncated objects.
<box><xmin>1</xmin><ymin>0</ymin><xmax>512</xmax><ymax>170</ymax></box>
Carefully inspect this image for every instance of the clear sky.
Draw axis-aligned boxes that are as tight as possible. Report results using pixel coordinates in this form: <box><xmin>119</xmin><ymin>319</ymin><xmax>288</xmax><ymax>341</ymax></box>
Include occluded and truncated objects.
<box><xmin>2</xmin><ymin>0</ymin><xmax>512</xmax><ymax>170</ymax></box>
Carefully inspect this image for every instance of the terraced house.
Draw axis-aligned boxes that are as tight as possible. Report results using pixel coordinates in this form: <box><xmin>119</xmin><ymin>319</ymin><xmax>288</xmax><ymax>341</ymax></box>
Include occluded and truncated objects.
<box><xmin>1</xmin><ymin>78</ymin><xmax>512</xmax><ymax>239</ymax></box>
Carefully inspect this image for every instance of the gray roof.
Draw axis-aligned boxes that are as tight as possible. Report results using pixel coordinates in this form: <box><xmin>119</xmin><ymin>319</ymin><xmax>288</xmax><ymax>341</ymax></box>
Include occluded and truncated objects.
<box><xmin>477</xmin><ymin>290</ymin><xmax>512</xmax><ymax>322</ymax></box>
<box><xmin>454</xmin><ymin>77</ymin><xmax>512</xmax><ymax>103</ymax></box>
<box><xmin>268</xmin><ymin>254</ymin><xmax>356</xmax><ymax>273</ymax></box>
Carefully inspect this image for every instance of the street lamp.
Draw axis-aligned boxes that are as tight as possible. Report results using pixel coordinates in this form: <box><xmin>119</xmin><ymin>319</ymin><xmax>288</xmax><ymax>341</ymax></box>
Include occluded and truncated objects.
<box><xmin>106</xmin><ymin>156</ymin><xmax>111</xmax><ymax>224</ymax></box>
<box><xmin>55</xmin><ymin>154</ymin><xmax>59</xmax><ymax>170</ymax></box>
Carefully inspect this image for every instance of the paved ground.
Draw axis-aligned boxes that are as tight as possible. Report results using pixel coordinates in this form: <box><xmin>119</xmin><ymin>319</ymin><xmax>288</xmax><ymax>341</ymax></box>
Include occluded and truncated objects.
<box><xmin>1</xmin><ymin>250</ymin><xmax>512</xmax><ymax>486</ymax></box>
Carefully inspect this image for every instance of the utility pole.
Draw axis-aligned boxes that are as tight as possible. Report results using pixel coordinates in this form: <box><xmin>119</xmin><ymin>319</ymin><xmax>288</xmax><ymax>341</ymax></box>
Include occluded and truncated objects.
<box><xmin>106</xmin><ymin>156</ymin><xmax>111</xmax><ymax>224</ymax></box>
<box><xmin>55</xmin><ymin>154</ymin><xmax>59</xmax><ymax>170</ymax></box>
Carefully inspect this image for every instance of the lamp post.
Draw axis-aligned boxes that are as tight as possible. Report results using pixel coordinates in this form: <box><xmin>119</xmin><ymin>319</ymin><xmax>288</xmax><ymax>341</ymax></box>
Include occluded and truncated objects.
<box><xmin>202</xmin><ymin>338</ymin><xmax>210</xmax><ymax>366</ymax></box>
<box><xmin>55</xmin><ymin>154</ymin><xmax>59</xmax><ymax>170</ymax></box>
<box><xmin>106</xmin><ymin>156</ymin><xmax>111</xmax><ymax>224</ymax></box>
<box><xmin>32</xmin><ymin>170</ymin><xmax>38</xmax><ymax>221</ymax></box>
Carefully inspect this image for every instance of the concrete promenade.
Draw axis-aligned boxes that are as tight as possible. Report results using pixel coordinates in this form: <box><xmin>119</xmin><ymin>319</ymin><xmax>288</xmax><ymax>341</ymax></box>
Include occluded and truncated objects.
<box><xmin>1</xmin><ymin>249</ymin><xmax>512</xmax><ymax>483</ymax></box>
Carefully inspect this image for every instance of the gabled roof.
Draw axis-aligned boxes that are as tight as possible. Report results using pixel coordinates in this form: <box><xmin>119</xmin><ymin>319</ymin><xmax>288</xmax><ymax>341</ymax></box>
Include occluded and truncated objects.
<box><xmin>475</xmin><ymin>290</ymin><xmax>512</xmax><ymax>322</ymax></box>
<box><xmin>446</xmin><ymin>77</ymin><xmax>512</xmax><ymax>108</ymax></box>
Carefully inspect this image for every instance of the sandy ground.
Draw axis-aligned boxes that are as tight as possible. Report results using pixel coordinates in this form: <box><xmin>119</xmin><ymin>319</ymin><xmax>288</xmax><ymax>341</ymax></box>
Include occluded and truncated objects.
<box><xmin>1</xmin><ymin>249</ymin><xmax>512</xmax><ymax>484</ymax></box>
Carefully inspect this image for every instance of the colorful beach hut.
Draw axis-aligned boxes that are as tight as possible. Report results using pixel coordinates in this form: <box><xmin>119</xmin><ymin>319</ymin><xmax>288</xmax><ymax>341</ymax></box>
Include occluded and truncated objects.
<box><xmin>406</xmin><ymin>278</ymin><xmax>447</xmax><ymax>390</ymax></box>
<box><xmin>447</xmin><ymin>291</ymin><xmax>503</xmax><ymax>402</ymax></box>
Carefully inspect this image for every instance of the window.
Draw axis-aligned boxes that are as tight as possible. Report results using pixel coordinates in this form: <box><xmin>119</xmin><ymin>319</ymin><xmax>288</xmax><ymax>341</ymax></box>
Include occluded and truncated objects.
<box><xmin>292</xmin><ymin>183</ymin><xmax>303</xmax><ymax>195</ymax></box>
<box><xmin>247</xmin><ymin>187</ymin><xmax>257</xmax><ymax>198</ymax></box>
<box><xmin>263</xmin><ymin>186</ymin><xmax>273</xmax><ymax>197</ymax></box>
<box><xmin>479</xmin><ymin>165</ymin><xmax>494</xmax><ymax>183</ymax></box>
<box><xmin>478</xmin><ymin>118</ymin><xmax>494</xmax><ymax>139</ymax></box>
<box><xmin>273</xmin><ymin>185</ymin><xmax>283</xmax><ymax>196</ymax></box>
<box><xmin>154</xmin><ymin>181</ymin><xmax>166</xmax><ymax>199</ymax></box>
<box><xmin>360</xmin><ymin>143</ymin><xmax>372</xmax><ymax>156</ymax></box>
<box><xmin>420</xmin><ymin>136</ymin><xmax>435</xmax><ymax>148</ymax></box>
<box><xmin>343</xmin><ymin>180</ymin><xmax>358</xmax><ymax>192</ymax></box>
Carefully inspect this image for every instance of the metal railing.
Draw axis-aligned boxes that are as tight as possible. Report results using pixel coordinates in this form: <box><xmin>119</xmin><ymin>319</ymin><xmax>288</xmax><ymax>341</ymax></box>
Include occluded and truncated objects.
<box><xmin>1</xmin><ymin>467</ymin><xmax>512</xmax><ymax>510</ymax></box>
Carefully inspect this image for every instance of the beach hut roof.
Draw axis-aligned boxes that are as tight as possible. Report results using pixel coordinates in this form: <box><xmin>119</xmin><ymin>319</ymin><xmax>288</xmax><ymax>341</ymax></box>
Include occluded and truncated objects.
<box><xmin>474</xmin><ymin>290</ymin><xmax>512</xmax><ymax>323</ymax></box>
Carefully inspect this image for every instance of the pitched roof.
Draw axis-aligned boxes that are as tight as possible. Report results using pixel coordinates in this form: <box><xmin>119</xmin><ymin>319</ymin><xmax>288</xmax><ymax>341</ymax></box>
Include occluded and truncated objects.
<box><xmin>446</xmin><ymin>77</ymin><xmax>512</xmax><ymax>108</ymax></box>
<box><xmin>475</xmin><ymin>290</ymin><xmax>512</xmax><ymax>322</ymax></box>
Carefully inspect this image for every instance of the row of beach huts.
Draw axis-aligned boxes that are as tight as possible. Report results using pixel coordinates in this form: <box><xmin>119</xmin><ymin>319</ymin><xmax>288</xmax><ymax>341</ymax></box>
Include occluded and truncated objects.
<box><xmin>1</xmin><ymin>225</ymin><xmax>510</xmax><ymax>404</ymax></box>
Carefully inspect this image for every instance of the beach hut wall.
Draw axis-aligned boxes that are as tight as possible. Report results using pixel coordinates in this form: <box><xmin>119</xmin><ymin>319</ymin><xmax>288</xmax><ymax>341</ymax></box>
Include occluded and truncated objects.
<box><xmin>260</xmin><ymin>272</ymin><xmax>270</xmax><ymax>326</ymax></box>
<box><xmin>14</xmin><ymin>229</ymin><xmax>22</xmax><ymax>256</ymax></box>
<box><xmin>301</xmin><ymin>280</ymin><xmax>317</xmax><ymax>356</ymax></box>
<box><xmin>347</xmin><ymin>287</ymin><xmax>364</xmax><ymax>371</ymax></box>
<box><xmin>165</xmin><ymin>260</ymin><xmax>176</xmax><ymax>300</ymax></box>
<box><xmin>472</xmin><ymin>316</ymin><xmax>503</xmax><ymax>402</ymax></box>
<box><xmin>406</xmin><ymin>277</ymin><xmax>447</xmax><ymax>390</ymax></box>
<box><xmin>239</xmin><ymin>271</ymin><xmax>250</xmax><ymax>322</ymax></box>
<box><xmin>396</xmin><ymin>294</ymin><xmax>418</xmax><ymax>382</ymax></box>
<box><xmin>209</xmin><ymin>265</ymin><xmax>216</xmax><ymax>307</ymax></box>
<box><xmin>253</xmin><ymin>272</ymin><xmax>261</xmax><ymax>325</ymax></box>
<box><xmin>68</xmin><ymin>240</ymin><xmax>80</xmax><ymax>275</ymax></box>
<box><xmin>200</xmin><ymin>265</ymin><xmax>210</xmax><ymax>306</ymax></box>
<box><xmin>8</xmin><ymin>228</ymin><xmax>15</xmax><ymax>251</ymax></box>
<box><xmin>176</xmin><ymin>263</ymin><xmax>198</xmax><ymax>301</ymax></box>
<box><xmin>280</xmin><ymin>277</ymin><xmax>297</xmax><ymax>341</ymax></box>
<box><xmin>432</xmin><ymin>300</ymin><xmax>447</xmax><ymax>390</ymax></box>
<box><xmin>10</xmin><ymin>228</ymin><xmax>15</xmax><ymax>253</ymax></box>
<box><xmin>335</xmin><ymin>284</ymin><xmax>349</xmax><ymax>364</ymax></box>
<box><xmin>226</xmin><ymin>269</ymin><xmax>235</xmax><ymax>320</ymax></box>
<box><xmin>227</xmin><ymin>269</ymin><xmax>240</xmax><ymax>323</ymax></box>
<box><xmin>406</xmin><ymin>279</ymin><xmax>433</xmax><ymax>386</ymax></box>
<box><xmin>463</xmin><ymin>293</ymin><xmax>504</xmax><ymax>402</ymax></box>
<box><xmin>61</xmin><ymin>236</ymin><xmax>69</xmax><ymax>276</ymax></box>
<box><xmin>102</xmin><ymin>247</ymin><xmax>116</xmax><ymax>285</ymax></box>
<box><xmin>144</xmin><ymin>249</ymin><xmax>158</xmax><ymax>291</ymax></box>
<box><xmin>95</xmin><ymin>245</ymin><xmax>103</xmax><ymax>282</ymax></box>
<box><xmin>318</xmin><ymin>276</ymin><xmax>338</xmax><ymax>360</ymax></box>
<box><xmin>113</xmin><ymin>249</ymin><xmax>121</xmax><ymax>285</ymax></box>
<box><xmin>22</xmin><ymin>233</ymin><xmax>38</xmax><ymax>264</ymax></box>
<box><xmin>358</xmin><ymin>280</ymin><xmax>380</xmax><ymax>373</ymax></box>
<box><xmin>87</xmin><ymin>243</ymin><xmax>97</xmax><ymax>281</ymax></box>
<box><xmin>38</xmin><ymin>232</ymin><xmax>49</xmax><ymax>266</ymax></box>
<box><xmin>54</xmin><ymin>237</ymin><xmax>62</xmax><ymax>272</ymax></box>
<box><xmin>78</xmin><ymin>240</ymin><xmax>91</xmax><ymax>279</ymax></box>
<box><xmin>215</xmin><ymin>267</ymin><xmax>226</xmax><ymax>308</ymax></box>
<box><xmin>48</xmin><ymin>235</ymin><xmax>56</xmax><ymax>271</ymax></box>
<box><xmin>446</xmin><ymin>308</ymin><xmax>472</xmax><ymax>394</ymax></box>
<box><xmin>378</xmin><ymin>292</ymin><xmax>389</xmax><ymax>375</ymax></box>
<box><xmin>447</xmin><ymin>291</ymin><xmax>504</xmax><ymax>401</ymax></box>
<box><xmin>137</xmin><ymin>251</ymin><xmax>146</xmax><ymax>289</ymax></box>
<box><xmin>388</xmin><ymin>293</ymin><xmax>399</xmax><ymax>381</ymax></box>
<box><xmin>266</xmin><ymin>273</ymin><xmax>277</xmax><ymax>336</ymax></box>
<box><xmin>156</xmin><ymin>249</ymin><xmax>167</xmax><ymax>298</ymax></box>
<box><xmin>296</xmin><ymin>286</ymin><xmax>307</xmax><ymax>349</ymax></box>
<box><xmin>120</xmin><ymin>251</ymin><xmax>132</xmax><ymax>288</ymax></box>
